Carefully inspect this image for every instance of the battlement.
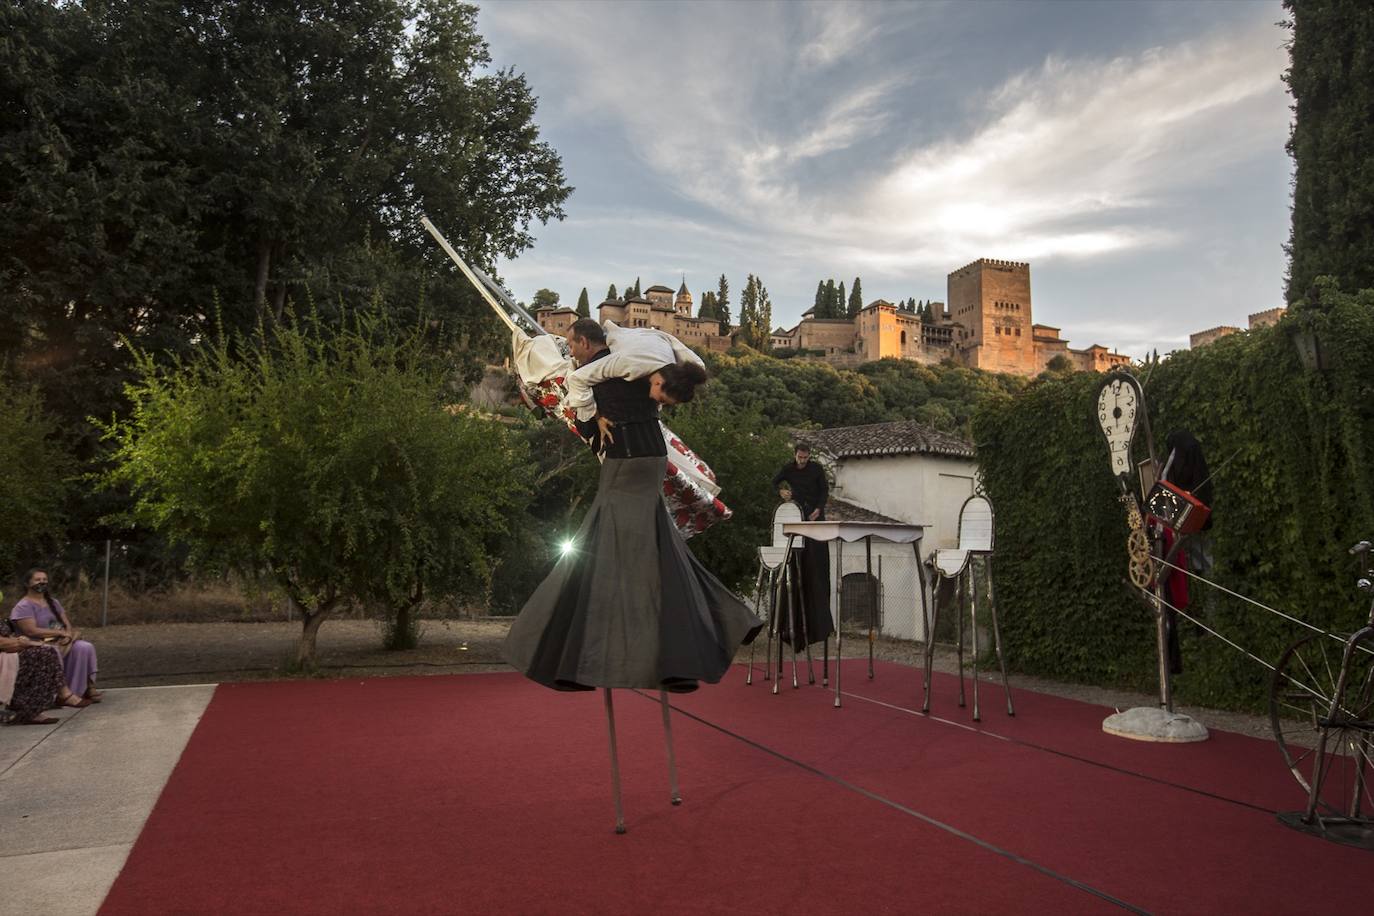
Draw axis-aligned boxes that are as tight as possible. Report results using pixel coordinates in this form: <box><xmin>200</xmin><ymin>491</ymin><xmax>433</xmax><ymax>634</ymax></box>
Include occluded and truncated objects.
<box><xmin>949</xmin><ymin>257</ymin><xmax>1030</xmax><ymax>277</ymax></box>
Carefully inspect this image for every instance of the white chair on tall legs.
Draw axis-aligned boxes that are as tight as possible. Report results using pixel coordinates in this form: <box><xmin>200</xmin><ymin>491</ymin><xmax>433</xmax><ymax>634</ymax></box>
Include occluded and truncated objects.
<box><xmin>922</xmin><ymin>495</ymin><xmax>1014</xmax><ymax>721</ymax></box>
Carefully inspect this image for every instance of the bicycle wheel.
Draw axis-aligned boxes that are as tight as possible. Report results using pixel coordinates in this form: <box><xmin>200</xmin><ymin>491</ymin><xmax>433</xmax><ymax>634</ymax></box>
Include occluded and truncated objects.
<box><xmin>1270</xmin><ymin>631</ymin><xmax>1374</xmax><ymax>817</ymax></box>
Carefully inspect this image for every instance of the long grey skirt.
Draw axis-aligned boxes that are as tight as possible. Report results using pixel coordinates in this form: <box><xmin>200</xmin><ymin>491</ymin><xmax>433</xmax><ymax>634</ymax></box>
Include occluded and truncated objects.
<box><xmin>503</xmin><ymin>455</ymin><xmax>763</xmax><ymax>692</ymax></box>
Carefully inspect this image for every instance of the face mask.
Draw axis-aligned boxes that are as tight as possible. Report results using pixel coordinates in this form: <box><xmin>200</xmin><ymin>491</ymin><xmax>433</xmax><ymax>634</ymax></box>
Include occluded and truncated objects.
<box><xmin>32</xmin><ymin>583</ymin><xmax>48</xmax><ymax>594</ymax></box>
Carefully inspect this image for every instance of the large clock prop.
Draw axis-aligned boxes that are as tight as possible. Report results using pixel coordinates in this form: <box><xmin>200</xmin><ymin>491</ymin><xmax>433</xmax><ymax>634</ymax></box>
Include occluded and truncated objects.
<box><xmin>1094</xmin><ymin>371</ymin><xmax>1208</xmax><ymax>743</ymax></box>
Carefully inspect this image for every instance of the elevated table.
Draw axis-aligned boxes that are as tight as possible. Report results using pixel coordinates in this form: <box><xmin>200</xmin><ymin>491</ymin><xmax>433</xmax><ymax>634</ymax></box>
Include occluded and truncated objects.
<box><xmin>779</xmin><ymin>521</ymin><xmax>929</xmax><ymax>708</ymax></box>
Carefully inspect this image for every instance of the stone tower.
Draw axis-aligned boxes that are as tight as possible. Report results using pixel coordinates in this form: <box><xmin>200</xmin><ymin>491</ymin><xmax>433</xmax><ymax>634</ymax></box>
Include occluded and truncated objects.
<box><xmin>675</xmin><ymin>280</ymin><xmax>693</xmax><ymax>317</ymax></box>
<box><xmin>946</xmin><ymin>258</ymin><xmax>1034</xmax><ymax>374</ymax></box>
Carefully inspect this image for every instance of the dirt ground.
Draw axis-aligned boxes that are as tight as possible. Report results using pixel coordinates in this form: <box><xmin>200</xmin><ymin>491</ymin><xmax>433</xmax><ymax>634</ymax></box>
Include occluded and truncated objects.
<box><xmin>88</xmin><ymin>618</ymin><xmax>1277</xmax><ymax>741</ymax></box>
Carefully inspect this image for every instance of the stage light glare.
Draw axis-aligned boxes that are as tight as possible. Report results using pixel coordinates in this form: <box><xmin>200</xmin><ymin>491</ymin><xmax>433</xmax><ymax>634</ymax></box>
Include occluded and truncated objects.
<box><xmin>560</xmin><ymin>538</ymin><xmax>576</xmax><ymax>556</ymax></box>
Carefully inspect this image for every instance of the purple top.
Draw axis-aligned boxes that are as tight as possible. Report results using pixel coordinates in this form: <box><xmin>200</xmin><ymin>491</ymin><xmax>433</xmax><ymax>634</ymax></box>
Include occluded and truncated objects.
<box><xmin>9</xmin><ymin>596</ymin><xmax>65</xmax><ymax>630</ymax></box>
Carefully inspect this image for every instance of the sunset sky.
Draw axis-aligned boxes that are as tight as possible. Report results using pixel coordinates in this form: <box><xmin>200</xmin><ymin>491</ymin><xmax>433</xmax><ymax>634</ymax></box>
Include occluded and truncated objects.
<box><xmin>477</xmin><ymin>0</ymin><xmax>1292</xmax><ymax>358</ymax></box>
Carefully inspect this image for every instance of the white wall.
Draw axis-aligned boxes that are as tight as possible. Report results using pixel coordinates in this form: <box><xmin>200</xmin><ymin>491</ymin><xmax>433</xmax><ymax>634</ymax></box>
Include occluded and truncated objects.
<box><xmin>828</xmin><ymin>453</ymin><xmax>977</xmax><ymax>551</ymax></box>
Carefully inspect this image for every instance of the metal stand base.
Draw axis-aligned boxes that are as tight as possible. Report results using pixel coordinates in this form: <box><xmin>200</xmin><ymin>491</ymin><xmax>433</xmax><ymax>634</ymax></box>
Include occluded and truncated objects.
<box><xmin>1276</xmin><ymin>811</ymin><xmax>1374</xmax><ymax>851</ymax></box>
<box><xmin>1101</xmin><ymin>706</ymin><xmax>1209</xmax><ymax>743</ymax></box>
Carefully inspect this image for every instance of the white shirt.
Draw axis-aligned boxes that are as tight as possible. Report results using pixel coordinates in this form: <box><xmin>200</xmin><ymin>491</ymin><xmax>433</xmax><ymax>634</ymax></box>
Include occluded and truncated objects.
<box><xmin>566</xmin><ymin>321</ymin><xmax>706</xmax><ymax>421</ymax></box>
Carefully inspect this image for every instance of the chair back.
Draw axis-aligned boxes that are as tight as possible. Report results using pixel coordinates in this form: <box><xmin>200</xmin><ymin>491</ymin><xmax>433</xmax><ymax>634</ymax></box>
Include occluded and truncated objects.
<box><xmin>956</xmin><ymin>496</ymin><xmax>994</xmax><ymax>554</ymax></box>
<box><xmin>771</xmin><ymin>501</ymin><xmax>802</xmax><ymax>546</ymax></box>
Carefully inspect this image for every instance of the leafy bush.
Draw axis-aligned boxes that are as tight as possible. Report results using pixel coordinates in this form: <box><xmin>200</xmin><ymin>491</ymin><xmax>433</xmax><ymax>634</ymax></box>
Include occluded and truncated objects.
<box><xmin>102</xmin><ymin>310</ymin><xmax>532</xmax><ymax>667</ymax></box>
<box><xmin>973</xmin><ymin>281</ymin><xmax>1374</xmax><ymax>709</ymax></box>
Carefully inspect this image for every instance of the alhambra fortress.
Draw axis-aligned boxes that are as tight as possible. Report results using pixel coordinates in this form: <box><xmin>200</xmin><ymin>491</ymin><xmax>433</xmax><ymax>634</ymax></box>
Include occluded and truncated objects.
<box><xmin>534</xmin><ymin>258</ymin><xmax>1133</xmax><ymax>377</ymax></box>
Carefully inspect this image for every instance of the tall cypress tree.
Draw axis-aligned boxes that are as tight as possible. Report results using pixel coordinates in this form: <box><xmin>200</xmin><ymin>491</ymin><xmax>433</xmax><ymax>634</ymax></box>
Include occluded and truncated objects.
<box><xmin>823</xmin><ymin>279</ymin><xmax>838</xmax><ymax>318</ymax></box>
<box><xmin>576</xmin><ymin>287</ymin><xmax>590</xmax><ymax>318</ymax></box>
<box><xmin>848</xmin><ymin>276</ymin><xmax>863</xmax><ymax>316</ymax></box>
<box><xmin>606</xmin><ymin>283</ymin><xmax>618</xmax><ymax>301</ymax></box>
<box><xmin>837</xmin><ymin>281</ymin><xmax>846</xmax><ymax>318</ymax></box>
<box><xmin>1283</xmin><ymin>0</ymin><xmax>1374</xmax><ymax>304</ymax></box>
<box><xmin>716</xmin><ymin>274</ymin><xmax>730</xmax><ymax>335</ymax></box>
<box><xmin>814</xmin><ymin>281</ymin><xmax>825</xmax><ymax>314</ymax></box>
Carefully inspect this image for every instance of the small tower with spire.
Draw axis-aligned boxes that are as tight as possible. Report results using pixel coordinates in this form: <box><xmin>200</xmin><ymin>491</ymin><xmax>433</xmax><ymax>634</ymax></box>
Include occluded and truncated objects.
<box><xmin>674</xmin><ymin>278</ymin><xmax>693</xmax><ymax>317</ymax></box>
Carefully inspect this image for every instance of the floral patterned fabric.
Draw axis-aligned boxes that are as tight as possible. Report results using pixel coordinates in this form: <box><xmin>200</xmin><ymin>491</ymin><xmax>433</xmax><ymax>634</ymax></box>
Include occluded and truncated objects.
<box><xmin>511</xmin><ymin>330</ymin><xmax>731</xmax><ymax>539</ymax></box>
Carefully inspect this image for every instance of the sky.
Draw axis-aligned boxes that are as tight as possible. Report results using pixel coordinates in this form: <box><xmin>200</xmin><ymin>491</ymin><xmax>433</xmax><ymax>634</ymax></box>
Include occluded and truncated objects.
<box><xmin>475</xmin><ymin>0</ymin><xmax>1293</xmax><ymax>359</ymax></box>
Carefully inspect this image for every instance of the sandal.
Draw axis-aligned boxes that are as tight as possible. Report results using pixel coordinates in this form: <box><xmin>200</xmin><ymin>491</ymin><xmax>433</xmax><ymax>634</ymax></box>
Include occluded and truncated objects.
<box><xmin>59</xmin><ymin>695</ymin><xmax>91</xmax><ymax>708</ymax></box>
<box><xmin>10</xmin><ymin>715</ymin><xmax>60</xmax><ymax>726</ymax></box>
<box><xmin>84</xmin><ymin>688</ymin><xmax>103</xmax><ymax>700</ymax></box>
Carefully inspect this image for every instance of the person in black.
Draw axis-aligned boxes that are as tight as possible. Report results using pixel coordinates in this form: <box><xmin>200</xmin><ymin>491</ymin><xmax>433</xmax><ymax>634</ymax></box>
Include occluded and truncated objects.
<box><xmin>773</xmin><ymin>445</ymin><xmax>828</xmax><ymax>520</ymax></box>
<box><xmin>769</xmin><ymin>445</ymin><xmax>834</xmax><ymax>651</ymax></box>
<box><xmin>503</xmin><ymin>317</ymin><xmax>761</xmax><ymax>834</ymax></box>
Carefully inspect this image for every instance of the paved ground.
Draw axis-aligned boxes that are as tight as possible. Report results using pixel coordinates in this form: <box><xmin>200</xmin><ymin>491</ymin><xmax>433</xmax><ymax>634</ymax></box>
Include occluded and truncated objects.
<box><xmin>0</xmin><ymin>685</ymin><xmax>214</xmax><ymax>916</ymax></box>
<box><xmin>92</xmin><ymin>618</ymin><xmax>1276</xmax><ymax>738</ymax></box>
<box><xmin>1</xmin><ymin>618</ymin><xmax>1279</xmax><ymax>915</ymax></box>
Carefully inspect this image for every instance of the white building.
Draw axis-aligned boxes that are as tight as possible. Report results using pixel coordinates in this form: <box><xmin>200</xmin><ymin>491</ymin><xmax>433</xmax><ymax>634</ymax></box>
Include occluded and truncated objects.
<box><xmin>793</xmin><ymin>420</ymin><xmax>979</xmax><ymax>642</ymax></box>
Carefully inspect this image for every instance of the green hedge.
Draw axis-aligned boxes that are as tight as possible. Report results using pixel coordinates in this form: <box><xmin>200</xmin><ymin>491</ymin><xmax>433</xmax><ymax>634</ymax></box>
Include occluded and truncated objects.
<box><xmin>972</xmin><ymin>282</ymin><xmax>1374</xmax><ymax>709</ymax></box>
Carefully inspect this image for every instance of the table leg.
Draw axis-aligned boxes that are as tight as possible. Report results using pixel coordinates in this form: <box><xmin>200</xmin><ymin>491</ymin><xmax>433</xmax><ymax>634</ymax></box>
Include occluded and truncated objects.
<box><xmin>866</xmin><ymin>535</ymin><xmax>875</xmax><ymax>679</ymax></box>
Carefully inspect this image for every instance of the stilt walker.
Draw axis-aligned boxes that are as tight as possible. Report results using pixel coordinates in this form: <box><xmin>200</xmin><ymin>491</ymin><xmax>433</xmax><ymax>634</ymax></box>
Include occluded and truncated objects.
<box><xmin>420</xmin><ymin>218</ymin><xmax>761</xmax><ymax>834</ymax></box>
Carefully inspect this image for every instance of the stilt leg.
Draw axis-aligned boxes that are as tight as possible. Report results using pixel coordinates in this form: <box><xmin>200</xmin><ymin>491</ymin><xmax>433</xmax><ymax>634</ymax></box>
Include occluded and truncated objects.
<box><xmin>829</xmin><ymin>539</ymin><xmax>843</xmax><ymax>689</ymax></box>
<box><xmin>822</xmin><ymin>635</ymin><xmax>830</xmax><ymax>687</ymax></box>
<box><xmin>866</xmin><ymin>536</ymin><xmax>875</xmax><ymax>679</ymax></box>
<box><xmin>956</xmin><ymin>570</ymin><xmax>967</xmax><ymax>708</ymax></box>
<box><xmin>798</xmin><ymin>542</ymin><xmax>815</xmax><ymax>684</ymax></box>
<box><xmin>986</xmin><ymin>556</ymin><xmax>1015</xmax><ymax>716</ymax></box>
<box><xmin>764</xmin><ymin>566</ymin><xmax>776</xmax><ymax>683</ymax></box>
<box><xmin>970</xmin><ymin>559</ymin><xmax>982</xmax><ymax>723</ymax></box>
<box><xmin>603</xmin><ymin>688</ymin><xmax>627</xmax><ymax>834</ymax></box>
<box><xmin>923</xmin><ymin>570</ymin><xmax>940</xmax><ymax>714</ymax></box>
<box><xmin>914</xmin><ymin>542</ymin><xmax>930</xmax><ymax>708</ymax></box>
<box><xmin>746</xmin><ymin>563</ymin><xmax>766</xmax><ymax>685</ymax></box>
<box><xmin>659</xmin><ymin>689</ymin><xmax>682</xmax><ymax>806</ymax></box>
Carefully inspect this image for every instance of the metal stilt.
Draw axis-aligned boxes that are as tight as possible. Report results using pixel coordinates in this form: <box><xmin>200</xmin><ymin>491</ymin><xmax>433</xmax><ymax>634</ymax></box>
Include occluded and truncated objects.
<box><xmin>956</xmin><ymin>571</ymin><xmax>967</xmax><ymax>708</ymax></box>
<box><xmin>970</xmin><ymin>558</ymin><xmax>982</xmax><ymax>722</ymax></box>
<box><xmin>603</xmin><ymin>688</ymin><xmax>627</xmax><ymax>834</ymax></box>
<box><xmin>764</xmin><ymin>565</ymin><xmax>777</xmax><ymax>684</ymax></box>
<box><xmin>795</xmin><ymin>535</ymin><xmax>814</xmax><ymax>685</ymax></box>
<box><xmin>922</xmin><ymin>577</ymin><xmax>939</xmax><ymax>714</ymax></box>
<box><xmin>866</xmin><ymin>536</ymin><xmax>876</xmax><ymax>679</ymax></box>
<box><xmin>985</xmin><ymin>556</ymin><xmax>1015</xmax><ymax>716</ymax></box>
<box><xmin>746</xmin><ymin>564</ymin><xmax>766</xmax><ymax>685</ymax></box>
<box><xmin>659</xmin><ymin>689</ymin><xmax>682</xmax><ymax>806</ymax></box>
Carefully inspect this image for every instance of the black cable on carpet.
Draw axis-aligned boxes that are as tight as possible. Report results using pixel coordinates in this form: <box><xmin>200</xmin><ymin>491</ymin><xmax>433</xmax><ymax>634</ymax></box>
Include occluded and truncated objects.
<box><xmin>634</xmin><ymin>689</ymin><xmax>1150</xmax><ymax>916</ymax></box>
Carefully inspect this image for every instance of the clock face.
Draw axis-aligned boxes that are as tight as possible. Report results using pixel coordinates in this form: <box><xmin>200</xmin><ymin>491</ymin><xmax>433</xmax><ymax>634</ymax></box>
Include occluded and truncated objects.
<box><xmin>1096</xmin><ymin>374</ymin><xmax>1141</xmax><ymax>479</ymax></box>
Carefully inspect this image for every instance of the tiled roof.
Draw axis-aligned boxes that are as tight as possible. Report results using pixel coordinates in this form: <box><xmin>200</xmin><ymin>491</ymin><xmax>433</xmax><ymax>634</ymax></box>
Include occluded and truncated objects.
<box><xmin>827</xmin><ymin>498</ymin><xmax>903</xmax><ymax>524</ymax></box>
<box><xmin>794</xmin><ymin>419</ymin><xmax>975</xmax><ymax>460</ymax></box>
<box><xmin>644</xmin><ymin>284</ymin><xmax>674</xmax><ymax>293</ymax></box>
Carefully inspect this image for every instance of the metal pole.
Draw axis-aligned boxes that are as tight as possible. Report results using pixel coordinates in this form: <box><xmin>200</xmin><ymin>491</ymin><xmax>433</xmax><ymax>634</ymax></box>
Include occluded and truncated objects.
<box><xmin>604</xmin><ymin>689</ymin><xmax>627</xmax><ymax>834</ymax></box>
<box><xmin>101</xmin><ymin>539</ymin><xmax>111</xmax><ymax>627</ymax></box>
<box><xmin>866</xmin><ymin>536</ymin><xmax>875</xmax><ymax>679</ymax></box>
<box><xmin>659</xmin><ymin>689</ymin><xmax>682</xmax><ymax>806</ymax></box>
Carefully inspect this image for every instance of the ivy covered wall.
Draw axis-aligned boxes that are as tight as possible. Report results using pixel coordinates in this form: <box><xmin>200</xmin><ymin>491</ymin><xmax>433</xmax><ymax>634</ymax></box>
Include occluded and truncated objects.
<box><xmin>972</xmin><ymin>283</ymin><xmax>1374</xmax><ymax>710</ymax></box>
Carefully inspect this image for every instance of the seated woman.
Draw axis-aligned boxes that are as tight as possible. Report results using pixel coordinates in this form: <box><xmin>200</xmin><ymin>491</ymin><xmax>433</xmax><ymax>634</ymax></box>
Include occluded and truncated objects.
<box><xmin>1</xmin><ymin>618</ymin><xmax>89</xmax><ymax>725</ymax></box>
<box><xmin>9</xmin><ymin>569</ymin><xmax>101</xmax><ymax>703</ymax></box>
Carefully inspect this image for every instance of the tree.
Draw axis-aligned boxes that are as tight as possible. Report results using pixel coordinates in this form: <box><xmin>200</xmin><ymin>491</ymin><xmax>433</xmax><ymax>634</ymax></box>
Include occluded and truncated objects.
<box><xmin>848</xmin><ymin>277</ymin><xmax>864</xmax><ymax>316</ymax></box>
<box><xmin>606</xmin><ymin>283</ymin><xmax>618</xmax><ymax>301</ymax></box>
<box><xmin>736</xmin><ymin>274</ymin><xmax>772</xmax><ymax>349</ymax></box>
<box><xmin>575</xmin><ymin>288</ymin><xmax>590</xmax><ymax>318</ymax></box>
<box><xmin>532</xmin><ymin>288</ymin><xmax>560</xmax><ymax>309</ymax></box>
<box><xmin>0</xmin><ymin>376</ymin><xmax>72</xmax><ymax>576</ymax></box>
<box><xmin>1283</xmin><ymin>0</ymin><xmax>1374</xmax><ymax>304</ymax></box>
<box><xmin>664</xmin><ymin>399</ymin><xmax>791</xmax><ymax>590</ymax></box>
<box><xmin>698</xmin><ymin>291</ymin><xmax>717</xmax><ymax>321</ymax></box>
<box><xmin>0</xmin><ymin>0</ymin><xmax>572</xmax><ymax>441</ymax></box>
<box><xmin>837</xmin><ymin>281</ymin><xmax>846</xmax><ymax>318</ymax></box>
<box><xmin>633</xmin><ymin>277</ymin><xmax>642</xmax><ymax>297</ymax></box>
<box><xmin>823</xmin><ymin>279</ymin><xmax>839</xmax><ymax>318</ymax></box>
<box><xmin>814</xmin><ymin>282</ymin><xmax>826</xmax><ymax>314</ymax></box>
<box><xmin>102</xmin><ymin>311</ymin><xmax>532</xmax><ymax>668</ymax></box>
<box><xmin>716</xmin><ymin>274</ymin><xmax>731</xmax><ymax>335</ymax></box>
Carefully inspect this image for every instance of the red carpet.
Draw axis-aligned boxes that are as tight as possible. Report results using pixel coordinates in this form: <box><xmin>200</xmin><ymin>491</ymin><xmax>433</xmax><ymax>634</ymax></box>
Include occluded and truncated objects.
<box><xmin>100</xmin><ymin>663</ymin><xmax>1367</xmax><ymax>915</ymax></box>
